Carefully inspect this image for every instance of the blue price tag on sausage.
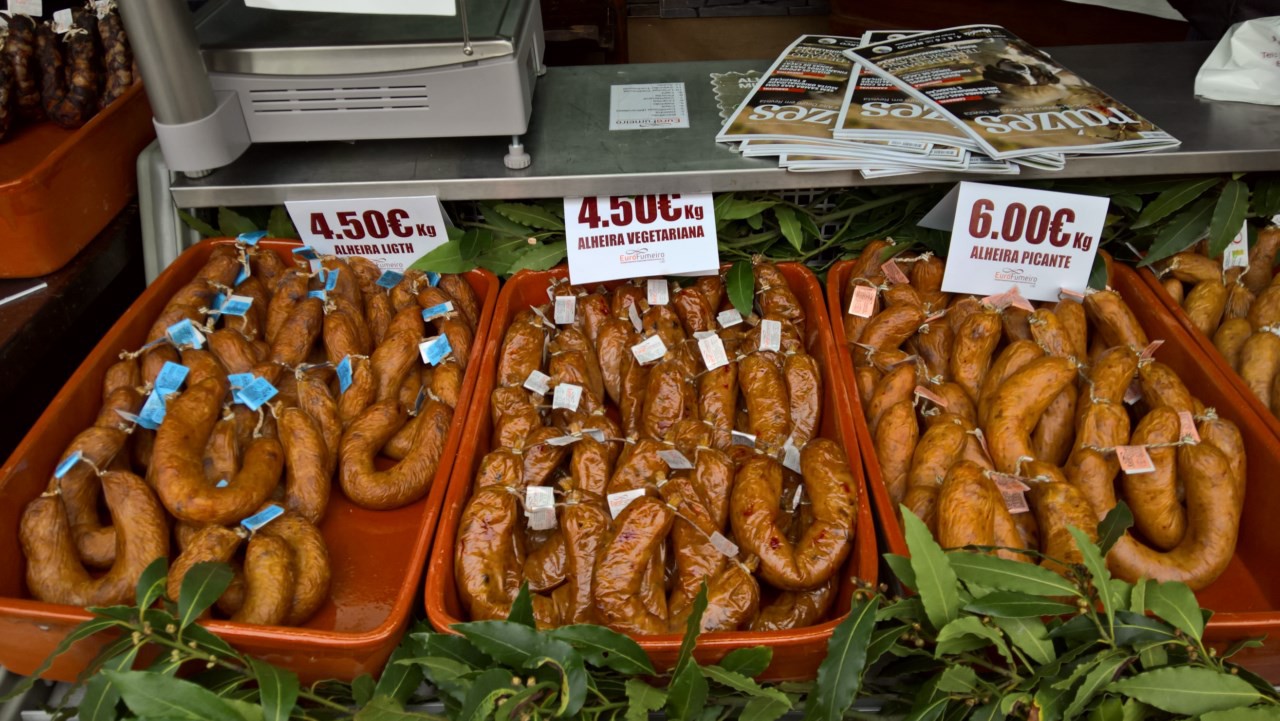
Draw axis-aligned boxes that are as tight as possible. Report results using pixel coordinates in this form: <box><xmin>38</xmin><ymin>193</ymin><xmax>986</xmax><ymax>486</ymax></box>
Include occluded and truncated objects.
<box><xmin>324</xmin><ymin>268</ymin><xmax>339</xmax><ymax>292</ymax></box>
<box><xmin>375</xmin><ymin>270</ymin><xmax>403</xmax><ymax>289</ymax></box>
<box><xmin>240</xmin><ymin>504</ymin><xmax>284</xmax><ymax>533</ymax></box>
<box><xmin>307</xmin><ymin>290</ymin><xmax>327</xmax><ymax>300</ymax></box>
<box><xmin>292</xmin><ymin>245</ymin><xmax>320</xmax><ymax>261</ymax></box>
<box><xmin>421</xmin><ymin>302</ymin><xmax>453</xmax><ymax>321</ymax></box>
<box><xmin>418</xmin><ymin>335</ymin><xmax>451</xmax><ymax>366</ymax></box>
<box><xmin>336</xmin><ymin>355</ymin><xmax>354</xmax><ymax>393</ymax></box>
<box><xmin>237</xmin><ymin>230</ymin><xmax>267</xmax><ymax>246</ymax></box>
<box><xmin>154</xmin><ymin>362</ymin><xmax>189</xmax><ymax>395</ymax></box>
<box><xmin>219</xmin><ymin>295</ymin><xmax>254</xmax><ymax>317</ymax></box>
<box><xmin>227</xmin><ymin>373</ymin><xmax>255</xmax><ymax>389</ymax></box>
<box><xmin>426</xmin><ymin>271</ymin><xmax>440</xmax><ymax>287</ymax></box>
<box><xmin>210</xmin><ymin>292</ymin><xmax>226</xmax><ymax>316</ymax></box>
<box><xmin>54</xmin><ymin>451</ymin><xmax>83</xmax><ymax>479</ymax></box>
<box><xmin>166</xmin><ymin>319</ymin><xmax>205</xmax><ymax>350</ymax></box>
<box><xmin>413</xmin><ymin>386</ymin><xmax>427</xmax><ymax>415</ymax></box>
<box><xmin>234</xmin><ymin>262</ymin><xmax>251</xmax><ymax>286</ymax></box>
<box><xmin>137</xmin><ymin>391</ymin><xmax>167</xmax><ymax>429</ymax></box>
<box><xmin>235</xmin><ymin>377</ymin><xmax>278</xmax><ymax>410</ymax></box>
<box><xmin>216</xmin><ymin>479</ymin><xmax>229</xmax><ymax>488</ymax></box>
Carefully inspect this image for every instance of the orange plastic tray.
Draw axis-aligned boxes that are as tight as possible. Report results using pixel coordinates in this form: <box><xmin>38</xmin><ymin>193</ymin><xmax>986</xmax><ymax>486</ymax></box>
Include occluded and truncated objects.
<box><xmin>0</xmin><ymin>238</ymin><xmax>497</xmax><ymax>684</ymax></box>
<box><xmin>424</xmin><ymin>263</ymin><xmax>878</xmax><ymax>682</ymax></box>
<box><xmin>1137</xmin><ymin>267</ymin><xmax>1280</xmax><ymax>443</ymax></box>
<box><xmin>0</xmin><ymin>83</ymin><xmax>155</xmax><ymax>278</ymax></box>
<box><xmin>826</xmin><ymin>259</ymin><xmax>1280</xmax><ymax>681</ymax></box>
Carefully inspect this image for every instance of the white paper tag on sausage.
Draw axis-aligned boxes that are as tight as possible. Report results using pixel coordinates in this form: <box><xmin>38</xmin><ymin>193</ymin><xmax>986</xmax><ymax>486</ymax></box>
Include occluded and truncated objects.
<box><xmin>531</xmin><ymin>305</ymin><xmax>554</xmax><ymax>328</ymax></box>
<box><xmin>545</xmin><ymin>434</ymin><xmax>583</xmax><ymax>447</ymax></box>
<box><xmin>631</xmin><ymin>335</ymin><xmax>667</xmax><ymax>364</ymax></box>
<box><xmin>791</xmin><ymin>485</ymin><xmax>804</xmax><ymax>510</ymax></box>
<box><xmin>607</xmin><ymin>488</ymin><xmax>646</xmax><ymax>518</ymax></box>
<box><xmin>1224</xmin><ymin>220</ymin><xmax>1249</xmax><ymax>270</ymax></box>
<box><xmin>628</xmin><ymin>301</ymin><xmax>644</xmax><ymax>332</ymax></box>
<box><xmin>882</xmin><ymin>259</ymin><xmax>910</xmax><ymax>285</ymax></box>
<box><xmin>525</xmin><ymin>486</ymin><xmax>557</xmax><ymax>530</ymax></box>
<box><xmin>709</xmin><ymin>531</ymin><xmax>739</xmax><ymax>558</ymax></box>
<box><xmin>731</xmin><ymin>430</ymin><xmax>756</xmax><ymax>448</ymax></box>
<box><xmin>1116</xmin><ymin>445</ymin><xmax>1156</xmax><ymax>474</ymax></box>
<box><xmin>1123</xmin><ymin>378</ymin><xmax>1143</xmax><ymax>405</ymax></box>
<box><xmin>657</xmin><ymin>449</ymin><xmax>694</xmax><ymax>470</ymax></box>
<box><xmin>52</xmin><ymin>8</ymin><xmax>72</xmax><ymax>32</ymax></box>
<box><xmin>524</xmin><ymin>370</ymin><xmax>552</xmax><ymax>396</ymax></box>
<box><xmin>781</xmin><ymin>440</ymin><xmax>802</xmax><ymax>473</ymax></box>
<box><xmin>848</xmin><ymin>285</ymin><xmax>876</xmax><ymax>318</ymax></box>
<box><xmin>1178</xmin><ymin>411</ymin><xmax>1201</xmax><ymax>442</ymax></box>
<box><xmin>583</xmin><ymin>428</ymin><xmax>606</xmax><ymax>442</ymax></box>
<box><xmin>717</xmin><ymin>309</ymin><xmax>743</xmax><ymax>328</ymax></box>
<box><xmin>552</xmin><ymin>383</ymin><xmax>583</xmax><ymax>411</ymax></box>
<box><xmin>759</xmin><ymin>319</ymin><xmax>782</xmax><ymax>352</ymax></box>
<box><xmin>698</xmin><ymin>334</ymin><xmax>729</xmax><ymax>371</ymax></box>
<box><xmin>554</xmin><ymin>295</ymin><xmax>576</xmax><ymax>325</ymax></box>
<box><xmin>647</xmin><ymin>279</ymin><xmax>670</xmax><ymax>305</ymax></box>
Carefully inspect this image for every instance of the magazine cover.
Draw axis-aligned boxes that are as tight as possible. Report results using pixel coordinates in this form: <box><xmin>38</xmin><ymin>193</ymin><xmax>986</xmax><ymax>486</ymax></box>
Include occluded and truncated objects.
<box><xmin>846</xmin><ymin>25</ymin><xmax>1180</xmax><ymax>159</ymax></box>
<box><xmin>834</xmin><ymin>31</ymin><xmax>978</xmax><ymax>150</ymax></box>
<box><xmin>716</xmin><ymin>34</ymin><xmax>864</xmax><ymax>144</ymax></box>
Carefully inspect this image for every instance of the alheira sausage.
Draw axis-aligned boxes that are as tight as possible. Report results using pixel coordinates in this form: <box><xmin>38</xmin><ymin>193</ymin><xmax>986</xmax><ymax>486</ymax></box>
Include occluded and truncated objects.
<box><xmin>259</xmin><ymin>513</ymin><xmax>331</xmax><ymax>625</ymax></box>
<box><xmin>739</xmin><ymin>353</ymin><xmax>792</xmax><ymax>453</ymax></box>
<box><xmin>3</xmin><ymin>15</ymin><xmax>42</xmax><ymax>121</ymax></box>
<box><xmin>339</xmin><ymin>399</ymin><xmax>450</xmax><ymax>509</ymax></box>
<box><xmin>729</xmin><ymin>442</ymin><xmax>856</xmax><ymax>591</ymax></box>
<box><xmin>593</xmin><ymin>496</ymin><xmax>674</xmax><ymax>635</ymax></box>
<box><xmin>1122</xmin><ymin>407</ymin><xmax>1185</xmax><ymax>551</ymax></box>
<box><xmin>151</xmin><ymin>377</ymin><xmax>283</xmax><ymax>525</ymax></box>
<box><xmin>21</xmin><ymin>471</ymin><xmax>168</xmax><ymax>606</ymax></box>
<box><xmin>278</xmin><ymin>407</ymin><xmax>331</xmax><ymax>525</ymax></box>
<box><xmin>986</xmin><ymin>356</ymin><xmax>1078</xmax><ymax>475</ymax></box>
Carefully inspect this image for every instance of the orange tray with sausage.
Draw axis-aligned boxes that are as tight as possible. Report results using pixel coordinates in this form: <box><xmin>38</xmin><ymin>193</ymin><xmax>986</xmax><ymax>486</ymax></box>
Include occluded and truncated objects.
<box><xmin>827</xmin><ymin>248</ymin><xmax>1280</xmax><ymax>682</ymax></box>
<box><xmin>0</xmin><ymin>239</ymin><xmax>496</xmax><ymax>686</ymax></box>
<box><xmin>424</xmin><ymin>262</ymin><xmax>877</xmax><ymax>681</ymax></box>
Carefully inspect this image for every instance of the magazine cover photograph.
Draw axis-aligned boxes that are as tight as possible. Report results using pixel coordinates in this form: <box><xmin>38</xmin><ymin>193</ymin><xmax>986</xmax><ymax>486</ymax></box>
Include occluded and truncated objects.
<box><xmin>851</xmin><ymin>25</ymin><xmax>1179</xmax><ymax>157</ymax></box>
<box><xmin>716</xmin><ymin>35</ymin><xmax>862</xmax><ymax>143</ymax></box>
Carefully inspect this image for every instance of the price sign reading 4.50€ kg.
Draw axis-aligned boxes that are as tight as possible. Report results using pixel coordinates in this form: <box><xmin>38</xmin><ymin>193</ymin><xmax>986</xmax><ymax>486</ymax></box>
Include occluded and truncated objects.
<box><xmin>928</xmin><ymin>182</ymin><xmax>1109</xmax><ymax>302</ymax></box>
<box><xmin>564</xmin><ymin>193</ymin><xmax>719</xmax><ymax>285</ymax></box>
<box><xmin>285</xmin><ymin>196</ymin><xmax>450</xmax><ymax>271</ymax></box>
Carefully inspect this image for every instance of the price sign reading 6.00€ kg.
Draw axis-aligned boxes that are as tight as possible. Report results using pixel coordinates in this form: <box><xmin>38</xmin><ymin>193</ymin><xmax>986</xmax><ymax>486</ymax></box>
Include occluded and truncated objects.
<box><xmin>285</xmin><ymin>196</ymin><xmax>450</xmax><ymax>271</ymax></box>
<box><xmin>564</xmin><ymin>193</ymin><xmax>719</xmax><ymax>285</ymax></box>
<box><xmin>929</xmin><ymin>182</ymin><xmax>1109</xmax><ymax>302</ymax></box>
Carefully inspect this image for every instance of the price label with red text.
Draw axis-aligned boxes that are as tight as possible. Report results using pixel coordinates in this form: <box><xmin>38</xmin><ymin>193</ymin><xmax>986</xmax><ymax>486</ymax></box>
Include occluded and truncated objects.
<box><xmin>285</xmin><ymin>196</ymin><xmax>449</xmax><ymax>271</ymax></box>
<box><xmin>923</xmin><ymin>182</ymin><xmax>1108</xmax><ymax>302</ymax></box>
<box><xmin>564</xmin><ymin>193</ymin><xmax>719</xmax><ymax>284</ymax></box>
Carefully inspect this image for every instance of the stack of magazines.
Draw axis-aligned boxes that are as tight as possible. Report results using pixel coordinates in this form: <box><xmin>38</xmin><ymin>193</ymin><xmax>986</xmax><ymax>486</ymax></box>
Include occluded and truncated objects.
<box><xmin>716</xmin><ymin>26</ymin><xmax>1180</xmax><ymax>178</ymax></box>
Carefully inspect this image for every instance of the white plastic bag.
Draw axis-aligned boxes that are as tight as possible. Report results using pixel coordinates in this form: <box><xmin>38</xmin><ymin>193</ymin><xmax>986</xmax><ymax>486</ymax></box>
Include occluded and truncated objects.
<box><xmin>1194</xmin><ymin>16</ymin><xmax>1280</xmax><ymax>105</ymax></box>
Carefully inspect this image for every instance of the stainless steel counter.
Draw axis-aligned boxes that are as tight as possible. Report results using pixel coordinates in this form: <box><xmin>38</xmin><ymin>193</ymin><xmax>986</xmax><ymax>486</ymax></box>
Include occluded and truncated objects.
<box><xmin>170</xmin><ymin>41</ymin><xmax>1280</xmax><ymax>207</ymax></box>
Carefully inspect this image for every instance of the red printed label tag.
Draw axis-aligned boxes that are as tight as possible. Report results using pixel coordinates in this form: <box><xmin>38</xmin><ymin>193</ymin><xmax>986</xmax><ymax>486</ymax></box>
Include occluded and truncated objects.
<box><xmin>848</xmin><ymin>285</ymin><xmax>876</xmax><ymax>318</ymax></box>
<box><xmin>1178</xmin><ymin>411</ymin><xmax>1201</xmax><ymax>442</ymax></box>
<box><xmin>1116</xmin><ymin>445</ymin><xmax>1156</xmax><ymax>474</ymax></box>
<box><xmin>914</xmin><ymin>385</ymin><xmax>949</xmax><ymax>409</ymax></box>
<box><xmin>883</xmin><ymin>259</ymin><xmax>910</xmax><ymax>285</ymax></box>
<box><xmin>990</xmin><ymin>473</ymin><xmax>1032</xmax><ymax>514</ymax></box>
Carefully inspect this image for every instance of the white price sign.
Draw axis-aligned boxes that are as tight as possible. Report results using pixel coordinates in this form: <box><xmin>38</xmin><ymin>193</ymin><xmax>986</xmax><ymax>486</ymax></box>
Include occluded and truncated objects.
<box><xmin>564</xmin><ymin>193</ymin><xmax>719</xmax><ymax>285</ymax></box>
<box><xmin>285</xmin><ymin>196</ymin><xmax>449</xmax><ymax>272</ymax></box>
<box><xmin>922</xmin><ymin>182</ymin><xmax>1108</xmax><ymax>302</ymax></box>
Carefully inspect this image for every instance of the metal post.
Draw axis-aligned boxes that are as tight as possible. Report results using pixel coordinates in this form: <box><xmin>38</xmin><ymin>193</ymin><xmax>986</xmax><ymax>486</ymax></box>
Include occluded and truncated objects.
<box><xmin>117</xmin><ymin>0</ymin><xmax>217</xmax><ymax>126</ymax></box>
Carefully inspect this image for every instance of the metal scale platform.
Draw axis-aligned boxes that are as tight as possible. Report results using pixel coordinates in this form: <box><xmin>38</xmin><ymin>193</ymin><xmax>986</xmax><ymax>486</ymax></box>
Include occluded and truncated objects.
<box><xmin>118</xmin><ymin>0</ymin><xmax>545</xmax><ymax>175</ymax></box>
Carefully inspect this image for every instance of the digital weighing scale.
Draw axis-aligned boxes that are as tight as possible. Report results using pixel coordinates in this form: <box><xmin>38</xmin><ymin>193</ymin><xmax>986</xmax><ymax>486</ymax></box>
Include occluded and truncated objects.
<box><xmin>118</xmin><ymin>0</ymin><xmax>545</xmax><ymax>176</ymax></box>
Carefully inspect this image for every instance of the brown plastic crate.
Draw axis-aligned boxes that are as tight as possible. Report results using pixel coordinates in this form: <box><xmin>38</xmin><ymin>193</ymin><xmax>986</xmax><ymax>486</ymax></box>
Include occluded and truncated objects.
<box><xmin>826</xmin><ymin>259</ymin><xmax>1280</xmax><ymax>681</ymax></box>
<box><xmin>0</xmin><ymin>83</ymin><xmax>155</xmax><ymax>278</ymax></box>
<box><xmin>424</xmin><ymin>263</ymin><xmax>878</xmax><ymax>681</ymax></box>
<box><xmin>0</xmin><ymin>238</ymin><xmax>497</xmax><ymax>683</ymax></box>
